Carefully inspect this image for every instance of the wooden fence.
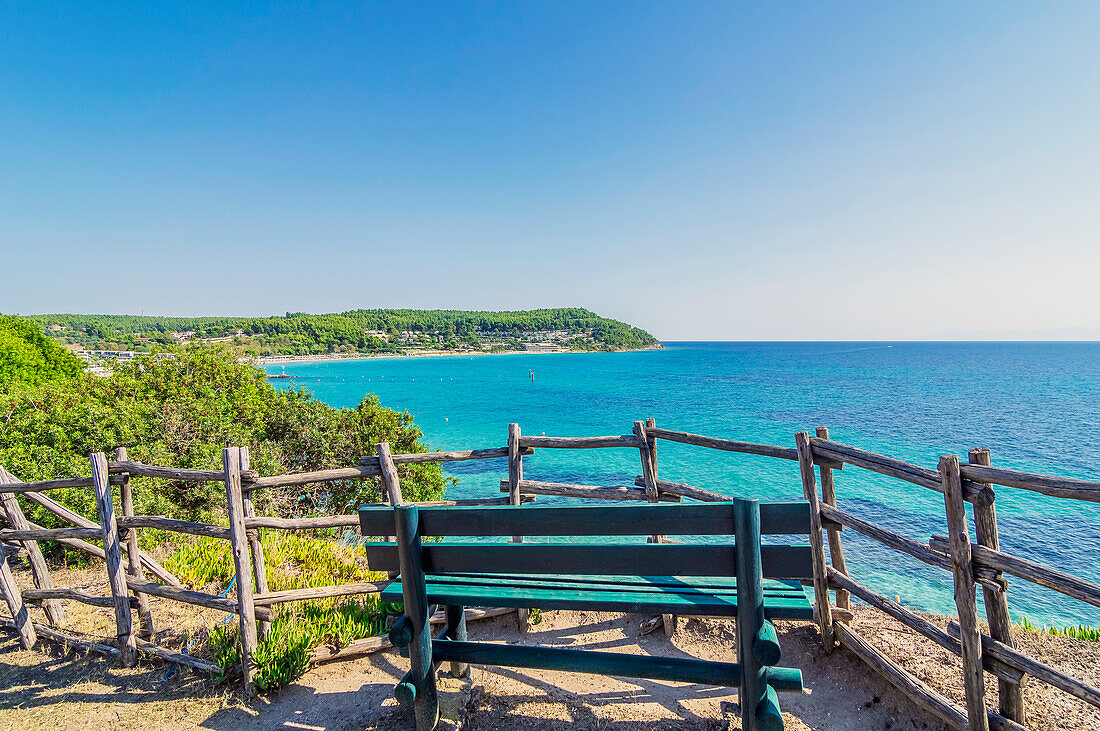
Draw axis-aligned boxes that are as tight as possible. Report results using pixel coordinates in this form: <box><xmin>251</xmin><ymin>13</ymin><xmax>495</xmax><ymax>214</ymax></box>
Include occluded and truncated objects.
<box><xmin>0</xmin><ymin>421</ymin><xmax>1098</xmax><ymax>730</ymax></box>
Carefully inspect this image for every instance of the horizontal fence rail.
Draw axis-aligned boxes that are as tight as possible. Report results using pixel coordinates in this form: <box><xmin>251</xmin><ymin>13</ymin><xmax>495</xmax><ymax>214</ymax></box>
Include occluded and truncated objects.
<box><xmin>499</xmin><ymin>478</ymin><xmax>681</xmax><ymax>503</ymax></box>
<box><xmin>358</xmin><ymin>446</ymin><xmax>532</xmax><ymax>467</ymax></box>
<box><xmin>0</xmin><ymin>475</ymin><xmax>125</xmax><ymax>493</ymax></box>
<box><xmin>646</xmin><ymin>427</ymin><xmax>799</xmax><ymax>461</ymax></box>
<box><xmin>517</xmin><ymin>435</ymin><xmax>642</xmax><ymax>449</ymax></box>
<box><xmin>809</xmin><ymin>438</ymin><xmax>992</xmax><ymax>504</ymax></box>
<box><xmin>958</xmin><ymin>463</ymin><xmax>1100</xmax><ymax>504</ymax></box>
<box><xmin>929</xmin><ymin>536</ymin><xmax>1100</xmax><ymax>610</ymax></box>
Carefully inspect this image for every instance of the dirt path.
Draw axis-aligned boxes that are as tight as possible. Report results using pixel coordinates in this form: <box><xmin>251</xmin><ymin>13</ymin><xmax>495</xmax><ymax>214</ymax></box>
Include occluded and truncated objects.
<box><xmin>2</xmin><ymin>607</ymin><xmax>1098</xmax><ymax>730</ymax></box>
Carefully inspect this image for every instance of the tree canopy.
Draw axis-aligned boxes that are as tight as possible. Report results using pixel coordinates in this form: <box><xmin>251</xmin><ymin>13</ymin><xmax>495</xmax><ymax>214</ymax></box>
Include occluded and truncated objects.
<box><xmin>0</xmin><ymin>314</ymin><xmax>85</xmax><ymax>387</ymax></box>
<box><xmin>31</xmin><ymin>308</ymin><xmax>659</xmax><ymax>356</ymax></box>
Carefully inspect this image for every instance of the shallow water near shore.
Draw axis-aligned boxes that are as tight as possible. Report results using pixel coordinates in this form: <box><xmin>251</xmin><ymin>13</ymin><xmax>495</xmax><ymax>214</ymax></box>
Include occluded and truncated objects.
<box><xmin>268</xmin><ymin>341</ymin><xmax>1100</xmax><ymax>626</ymax></box>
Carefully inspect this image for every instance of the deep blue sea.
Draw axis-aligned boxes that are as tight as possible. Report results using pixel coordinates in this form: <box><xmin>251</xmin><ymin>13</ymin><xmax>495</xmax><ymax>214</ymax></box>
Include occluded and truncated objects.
<box><xmin>267</xmin><ymin>342</ymin><xmax>1100</xmax><ymax>626</ymax></box>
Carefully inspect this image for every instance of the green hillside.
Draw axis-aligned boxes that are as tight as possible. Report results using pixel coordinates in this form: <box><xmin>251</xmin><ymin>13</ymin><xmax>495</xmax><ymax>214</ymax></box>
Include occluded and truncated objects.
<box><xmin>32</xmin><ymin>308</ymin><xmax>659</xmax><ymax>357</ymax></box>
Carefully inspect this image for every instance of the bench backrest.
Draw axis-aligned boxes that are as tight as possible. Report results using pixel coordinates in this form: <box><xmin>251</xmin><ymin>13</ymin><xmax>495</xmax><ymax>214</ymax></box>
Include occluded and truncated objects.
<box><xmin>359</xmin><ymin>500</ymin><xmax>813</xmax><ymax>580</ymax></box>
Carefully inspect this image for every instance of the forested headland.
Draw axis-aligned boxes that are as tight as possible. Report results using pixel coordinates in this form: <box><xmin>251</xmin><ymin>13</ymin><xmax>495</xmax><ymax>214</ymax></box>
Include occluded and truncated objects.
<box><xmin>30</xmin><ymin>308</ymin><xmax>659</xmax><ymax>357</ymax></box>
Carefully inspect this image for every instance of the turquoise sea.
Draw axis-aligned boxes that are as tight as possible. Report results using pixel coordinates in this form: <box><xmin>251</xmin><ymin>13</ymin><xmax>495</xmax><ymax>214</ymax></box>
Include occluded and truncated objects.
<box><xmin>267</xmin><ymin>342</ymin><xmax>1100</xmax><ymax>626</ymax></box>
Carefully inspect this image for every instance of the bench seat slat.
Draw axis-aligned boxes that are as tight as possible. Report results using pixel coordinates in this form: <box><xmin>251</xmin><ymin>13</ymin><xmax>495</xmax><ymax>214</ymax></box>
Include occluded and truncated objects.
<box><xmin>359</xmin><ymin>502</ymin><xmax>810</xmax><ymax>538</ymax></box>
<box><xmin>421</xmin><ymin>573</ymin><xmax>809</xmax><ymax>599</ymax></box>
<box><xmin>436</xmin><ymin>572</ymin><xmax>784</xmax><ymax>592</ymax></box>
<box><xmin>380</xmin><ymin>574</ymin><xmax>813</xmax><ymax>620</ymax></box>
<box><xmin>364</xmin><ymin>542</ymin><xmax>814</xmax><ymax>579</ymax></box>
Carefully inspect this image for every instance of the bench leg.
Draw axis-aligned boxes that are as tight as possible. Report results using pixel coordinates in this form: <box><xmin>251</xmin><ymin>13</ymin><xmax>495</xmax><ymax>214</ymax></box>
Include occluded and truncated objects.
<box><xmin>735</xmin><ymin>498</ymin><xmax>784</xmax><ymax>731</ymax></box>
<box><xmin>662</xmin><ymin>614</ymin><xmax>677</xmax><ymax>636</ymax></box>
<box><xmin>445</xmin><ymin>605</ymin><xmax>468</xmax><ymax>678</ymax></box>
<box><xmin>394</xmin><ymin>505</ymin><xmax>440</xmax><ymax>731</ymax></box>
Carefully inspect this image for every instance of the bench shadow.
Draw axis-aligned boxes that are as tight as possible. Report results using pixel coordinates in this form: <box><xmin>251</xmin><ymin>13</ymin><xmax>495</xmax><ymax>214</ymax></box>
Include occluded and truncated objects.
<box><xmin>462</xmin><ymin>613</ymin><xmax>741</xmax><ymax>725</ymax></box>
<box><xmin>0</xmin><ymin>636</ymin><xmax>222</xmax><ymax>712</ymax></box>
<box><xmin>1</xmin><ymin>632</ymin><xmax>411</xmax><ymax>731</ymax></box>
<box><xmin>476</xmin><ymin>663</ymin><xmax>736</xmax><ymax>724</ymax></box>
<box><xmin>197</xmin><ymin>680</ymin><xmax>403</xmax><ymax>731</ymax></box>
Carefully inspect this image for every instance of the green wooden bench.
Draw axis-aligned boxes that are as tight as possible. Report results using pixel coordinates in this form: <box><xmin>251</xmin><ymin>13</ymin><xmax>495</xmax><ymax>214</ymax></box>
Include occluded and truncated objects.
<box><xmin>358</xmin><ymin>499</ymin><xmax>813</xmax><ymax>731</ymax></box>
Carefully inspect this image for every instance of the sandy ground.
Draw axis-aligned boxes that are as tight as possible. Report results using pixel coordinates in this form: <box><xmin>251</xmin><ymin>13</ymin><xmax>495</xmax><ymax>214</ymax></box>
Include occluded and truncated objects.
<box><xmin>0</xmin><ymin>608</ymin><xmax>930</xmax><ymax>731</ymax></box>
<box><xmin>2</xmin><ymin>565</ymin><xmax>1098</xmax><ymax>729</ymax></box>
<box><xmin>0</xmin><ymin>606</ymin><xmax>1055</xmax><ymax>731</ymax></box>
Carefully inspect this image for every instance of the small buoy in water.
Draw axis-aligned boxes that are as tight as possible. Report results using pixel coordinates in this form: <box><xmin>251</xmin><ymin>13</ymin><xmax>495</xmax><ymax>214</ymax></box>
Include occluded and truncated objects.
<box><xmin>445</xmin><ymin>417</ymin><xmax>449</xmax><ymax>421</ymax></box>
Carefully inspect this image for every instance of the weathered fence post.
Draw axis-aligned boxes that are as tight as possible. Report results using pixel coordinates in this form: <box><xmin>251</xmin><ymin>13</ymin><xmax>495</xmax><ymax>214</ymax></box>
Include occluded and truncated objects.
<box><xmin>0</xmin><ymin>540</ymin><xmax>35</xmax><ymax>649</ymax></box>
<box><xmin>634</xmin><ymin>420</ymin><xmax>659</xmax><ymax>504</ymax></box>
<box><xmin>377</xmin><ymin>443</ymin><xmax>405</xmax><ymax>506</ymax></box>
<box><xmin>224</xmin><ymin>447</ymin><xmax>259</xmax><ymax>695</ymax></box>
<box><xmin>969</xmin><ymin>447</ymin><xmax>1024</xmax><ymax>724</ymax></box>
<box><xmin>91</xmin><ymin>451</ymin><xmax>137</xmax><ymax>666</ymax></box>
<box><xmin>0</xmin><ymin>469</ymin><xmax>64</xmax><ymax>626</ymax></box>
<box><xmin>815</xmin><ymin>427</ymin><xmax>850</xmax><ymax>613</ymax></box>
<box><xmin>444</xmin><ymin>603</ymin><xmax>468</xmax><ymax>679</ymax></box>
<box><xmin>939</xmin><ymin>454</ymin><xmax>989</xmax><ymax>731</ymax></box>
<box><xmin>636</xmin><ymin>418</ymin><xmax>676</xmax><ymax>636</ymax></box>
<box><xmin>795</xmin><ymin>431</ymin><xmax>834</xmax><ymax>652</ymax></box>
<box><xmin>239</xmin><ymin>447</ymin><xmax>271</xmax><ymax>640</ymax></box>
<box><xmin>377</xmin><ymin>442</ymin><xmax>403</xmax><ymax>547</ymax></box>
<box><xmin>642</xmin><ymin>418</ymin><xmax>660</xmax><ymax>498</ymax></box>
<box><xmin>507</xmin><ymin>423</ymin><xmax>524</xmax><ymax>533</ymax></box>
<box><xmin>507</xmin><ymin>423</ymin><xmax>530</xmax><ymax>630</ymax></box>
<box><xmin>115</xmin><ymin>448</ymin><xmax>153</xmax><ymax>639</ymax></box>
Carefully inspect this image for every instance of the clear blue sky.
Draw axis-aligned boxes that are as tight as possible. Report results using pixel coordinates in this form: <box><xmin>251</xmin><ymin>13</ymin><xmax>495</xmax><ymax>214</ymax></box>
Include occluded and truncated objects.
<box><xmin>2</xmin><ymin>2</ymin><xmax>1098</xmax><ymax>340</ymax></box>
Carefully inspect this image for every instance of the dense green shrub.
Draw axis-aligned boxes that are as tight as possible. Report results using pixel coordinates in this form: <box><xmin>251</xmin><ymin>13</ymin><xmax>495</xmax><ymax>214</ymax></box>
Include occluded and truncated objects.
<box><xmin>0</xmin><ymin>334</ymin><xmax>449</xmax><ymax>529</ymax></box>
<box><xmin>0</xmin><ymin>314</ymin><xmax>84</xmax><ymax>387</ymax></box>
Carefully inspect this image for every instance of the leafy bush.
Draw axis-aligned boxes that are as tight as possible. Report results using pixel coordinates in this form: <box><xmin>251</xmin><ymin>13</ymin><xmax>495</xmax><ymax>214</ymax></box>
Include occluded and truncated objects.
<box><xmin>0</xmin><ymin>342</ymin><xmax>450</xmax><ymax>532</ymax></box>
<box><xmin>1045</xmin><ymin>624</ymin><xmax>1100</xmax><ymax>642</ymax></box>
<box><xmin>0</xmin><ymin>314</ymin><xmax>84</xmax><ymax>387</ymax></box>
<box><xmin>1015</xmin><ymin>615</ymin><xmax>1100</xmax><ymax>642</ymax></box>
